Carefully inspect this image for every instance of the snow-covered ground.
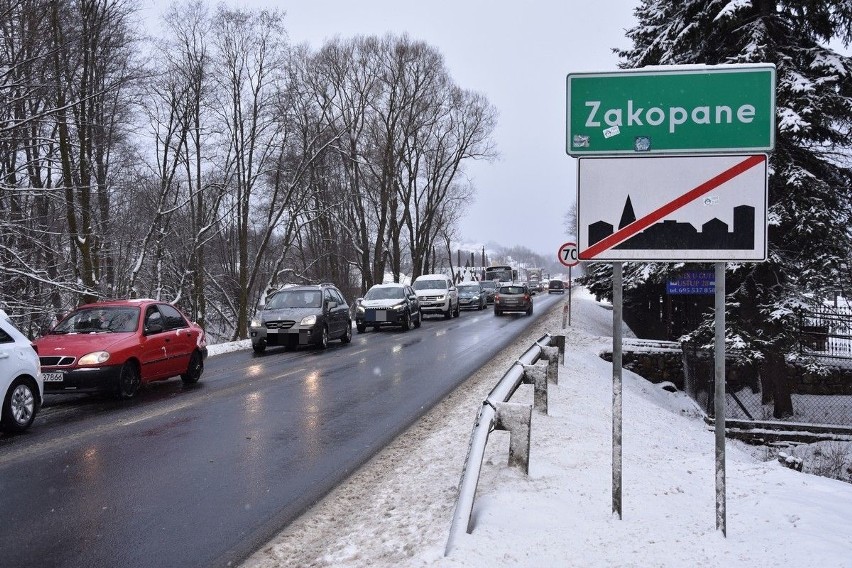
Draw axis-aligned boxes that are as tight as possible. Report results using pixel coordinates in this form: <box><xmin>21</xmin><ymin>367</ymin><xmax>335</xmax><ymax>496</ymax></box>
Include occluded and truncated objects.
<box><xmin>237</xmin><ymin>288</ymin><xmax>852</xmax><ymax>567</ymax></box>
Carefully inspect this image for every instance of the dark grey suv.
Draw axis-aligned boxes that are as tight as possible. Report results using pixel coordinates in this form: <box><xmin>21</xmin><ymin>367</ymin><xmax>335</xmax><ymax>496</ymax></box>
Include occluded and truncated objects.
<box><xmin>494</xmin><ymin>284</ymin><xmax>533</xmax><ymax>316</ymax></box>
<box><xmin>249</xmin><ymin>283</ymin><xmax>352</xmax><ymax>353</ymax></box>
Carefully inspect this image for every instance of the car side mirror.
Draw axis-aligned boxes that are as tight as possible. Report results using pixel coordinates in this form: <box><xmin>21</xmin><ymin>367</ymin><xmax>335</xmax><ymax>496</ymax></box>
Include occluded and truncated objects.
<box><xmin>326</xmin><ymin>300</ymin><xmax>337</xmax><ymax>310</ymax></box>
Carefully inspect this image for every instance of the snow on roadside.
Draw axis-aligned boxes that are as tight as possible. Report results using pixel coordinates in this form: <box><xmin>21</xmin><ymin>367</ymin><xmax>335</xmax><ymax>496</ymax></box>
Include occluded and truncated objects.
<box><xmin>241</xmin><ymin>288</ymin><xmax>852</xmax><ymax>567</ymax></box>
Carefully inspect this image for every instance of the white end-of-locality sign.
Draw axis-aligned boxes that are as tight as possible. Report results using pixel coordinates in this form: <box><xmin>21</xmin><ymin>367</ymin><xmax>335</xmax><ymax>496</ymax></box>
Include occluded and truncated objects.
<box><xmin>577</xmin><ymin>154</ymin><xmax>767</xmax><ymax>262</ymax></box>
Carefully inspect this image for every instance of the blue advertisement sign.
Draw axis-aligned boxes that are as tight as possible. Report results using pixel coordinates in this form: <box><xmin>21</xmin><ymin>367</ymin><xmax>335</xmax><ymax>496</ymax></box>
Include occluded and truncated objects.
<box><xmin>667</xmin><ymin>271</ymin><xmax>715</xmax><ymax>295</ymax></box>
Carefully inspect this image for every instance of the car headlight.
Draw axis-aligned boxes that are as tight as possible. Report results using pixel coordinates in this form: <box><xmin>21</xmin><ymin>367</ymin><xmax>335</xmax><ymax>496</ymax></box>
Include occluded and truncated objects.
<box><xmin>356</xmin><ymin>306</ymin><xmax>365</xmax><ymax>314</ymax></box>
<box><xmin>472</xmin><ymin>295</ymin><xmax>480</xmax><ymax>300</ymax></box>
<box><xmin>78</xmin><ymin>351</ymin><xmax>110</xmax><ymax>365</ymax></box>
<box><xmin>300</xmin><ymin>315</ymin><xmax>317</xmax><ymax>326</ymax></box>
<box><xmin>392</xmin><ymin>303</ymin><xmax>406</xmax><ymax>311</ymax></box>
<box><xmin>436</xmin><ymin>295</ymin><xmax>445</xmax><ymax>301</ymax></box>
<box><xmin>250</xmin><ymin>317</ymin><xmax>262</xmax><ymax>327</ymax></box>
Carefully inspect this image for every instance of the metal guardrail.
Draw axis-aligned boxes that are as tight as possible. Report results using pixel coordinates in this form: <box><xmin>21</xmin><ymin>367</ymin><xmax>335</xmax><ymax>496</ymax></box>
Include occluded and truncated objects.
<box><xmin>445</xmin><ymin>333</ymin><xmax>557</xmax><ymax>556</ymax></box>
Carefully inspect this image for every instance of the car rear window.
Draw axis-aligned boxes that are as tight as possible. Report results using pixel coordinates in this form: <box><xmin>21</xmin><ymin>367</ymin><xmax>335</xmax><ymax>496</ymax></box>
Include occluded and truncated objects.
<box><xmin>499</xmin><ymin>286</ymin><xmax>526</xmax><ymax>294</ymax></box>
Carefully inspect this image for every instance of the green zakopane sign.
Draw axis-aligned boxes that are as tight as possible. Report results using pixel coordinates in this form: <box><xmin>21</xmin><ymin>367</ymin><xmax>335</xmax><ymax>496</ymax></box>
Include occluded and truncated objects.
<box><xmin>566</xmin><ymin>64</ymin><xmax>776</xmax><ymax>156</ymax></box>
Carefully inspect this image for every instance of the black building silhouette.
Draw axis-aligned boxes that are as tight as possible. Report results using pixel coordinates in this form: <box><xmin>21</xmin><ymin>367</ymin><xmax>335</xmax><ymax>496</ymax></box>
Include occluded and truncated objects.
<box><xmin>588</xmin><ymin>196</ymin><xmax>755</xmax><ymax>250</ymax></box>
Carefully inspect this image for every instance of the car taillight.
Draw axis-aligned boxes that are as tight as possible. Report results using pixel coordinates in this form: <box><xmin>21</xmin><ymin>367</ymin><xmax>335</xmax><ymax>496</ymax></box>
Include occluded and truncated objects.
<box><xmin>524</xmin><ymin>294</ymin><xmax>530</xmax><ymax>301</ymax></box>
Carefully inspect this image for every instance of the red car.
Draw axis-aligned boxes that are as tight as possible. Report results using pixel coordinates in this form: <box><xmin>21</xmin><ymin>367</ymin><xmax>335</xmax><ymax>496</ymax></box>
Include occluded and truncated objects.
<box><xmin>34</xmin><ymin>299</ymin><xmax>207</xmax><ymax>399</ymax></box>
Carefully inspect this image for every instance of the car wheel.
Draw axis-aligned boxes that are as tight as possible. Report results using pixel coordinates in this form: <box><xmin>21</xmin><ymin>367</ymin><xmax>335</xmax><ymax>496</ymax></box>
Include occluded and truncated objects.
<box><xmin>494</xmin><ymin>308</ymin><xmax>501</xmax><ymax>316</ymax></box>
<box><xmin>252</xmin><ymin>340</ymin><xmax>267</xmax><ymax>354</ymax></box>
<box><xmin>1</xmin><ymin>378</ymin><xmax>38</xmax><ymax>433</ymax></box>
<box><xmin>116</xmin><ymin>361</ymin><xmax>141</xmax><ymax>399</ymax></box>
<box><xmin>444</xmin><ymin>306</ymin><xmax>452</xmax><ymax>319</ymax></box>
<box><xmin>341</xmin><ymin>322</ymin><xmax>352</xmax><ymax>343</ymax></box>
<box><xmin>527</xmin><ymin>306</ymin><xmax>533</xmax><ymax>316</ymax></box>
<box><xmin>453</xmin><ymin>302</ymin><xmax>460</xmax><ymax>318</ymax></box>
<box><xmin>413</xmin><ymin>311</ymin><xmax>422</xmax><ymax>329</ymax></box>
<box><xmin>181</xmin><ymin>350</ymin><xmax>204</xmax><ymax>384</ymax></box>
<box><xmin>319</xmin><ymin>325</ymin><xmax>329</xmax><ymax>349</ymax></box>
<box><xmin>356</xmin><ymin>323</ymin><xmax>366</xmax><ymax>334</ymax></box>
<box><xmin>401</xmin><ymin>311</ymin><xmax>412</xmax><ymax>331</ymax></box>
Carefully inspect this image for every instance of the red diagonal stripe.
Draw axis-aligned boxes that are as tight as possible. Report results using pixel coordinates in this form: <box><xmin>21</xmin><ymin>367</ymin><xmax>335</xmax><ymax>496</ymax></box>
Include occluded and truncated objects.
<box><xmin>581</xmin><ymin>154</ymin><xmax>766</xmax><ymax>259</ymax></box>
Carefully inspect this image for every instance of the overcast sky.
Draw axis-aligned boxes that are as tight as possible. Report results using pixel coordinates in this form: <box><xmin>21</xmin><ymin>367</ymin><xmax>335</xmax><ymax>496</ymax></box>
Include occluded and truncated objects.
<box><xmin>143</xmin><ymin>1</ymin><xmax>639</xmax><ymax>257</ymax></box>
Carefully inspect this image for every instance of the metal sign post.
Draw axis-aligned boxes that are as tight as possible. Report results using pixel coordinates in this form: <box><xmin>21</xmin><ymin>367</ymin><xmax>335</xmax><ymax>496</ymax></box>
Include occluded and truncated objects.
<box><xmin>568</xmin><ymin>266</ymin><xmax>573</xmax><ymax>326</ymax></box>
<box><xmin>715</xmin><ymin>262</ymin><xmax>726</xmax><ymax>535</ymax></box>
<box><xmin>612</xmin><ymin>262</ymin><xmax>623</xmax><ymax>519</ymax></box>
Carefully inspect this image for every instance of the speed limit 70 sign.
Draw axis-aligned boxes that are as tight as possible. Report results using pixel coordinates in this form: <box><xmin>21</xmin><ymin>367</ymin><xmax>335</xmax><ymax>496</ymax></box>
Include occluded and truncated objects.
<box><xmin>559</xmin><ymin>242</ymin><xmax>580</xmax><ymax>267</ymax></box>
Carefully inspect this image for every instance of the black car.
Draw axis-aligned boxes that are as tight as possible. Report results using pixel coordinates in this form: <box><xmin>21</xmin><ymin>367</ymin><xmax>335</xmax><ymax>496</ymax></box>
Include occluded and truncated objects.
<box><xmin>548</xmin><ymin>279</ymin><xmax>566</xmax><ymax>294</ymax></box>
<box><xmin>356</xmin><ymin>283</ymin><xmax>422</xmax><ymax>332</ymax></box>
<box><xmin>249</xmin><ymin>283</ymin><xmax>352</xmax><ymax>353</ymax></box>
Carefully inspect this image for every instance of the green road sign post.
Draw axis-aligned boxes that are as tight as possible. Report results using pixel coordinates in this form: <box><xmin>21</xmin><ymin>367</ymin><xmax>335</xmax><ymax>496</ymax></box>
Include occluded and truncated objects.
<box><xmin>566</xmin><ymin>64</ymin><xmax>775</xmax><ymax>156</ymax></box>
<box><xmin>566</xmin><ymin>63</ymin><xmax>777</xmax><ymax>538</ymax></box>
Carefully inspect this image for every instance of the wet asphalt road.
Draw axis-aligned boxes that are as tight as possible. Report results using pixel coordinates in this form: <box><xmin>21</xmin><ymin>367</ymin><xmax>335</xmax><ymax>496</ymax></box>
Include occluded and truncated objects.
<box><xmin>0</xmin><ymin>294</ymin><xmax>562</xmax><ymax>567</ymax></box>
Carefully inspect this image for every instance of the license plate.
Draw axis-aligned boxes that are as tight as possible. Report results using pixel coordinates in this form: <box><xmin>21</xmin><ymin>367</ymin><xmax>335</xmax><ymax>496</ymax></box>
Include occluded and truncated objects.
<box><xmin>374</xmin><ymin>310</ymin><xmax>387</xmax><ymax>322</ymax></box>
<box><xmin>43</xmin><ymin>372</ymin><xmax>64</xmax><ymax>382</ymax></box>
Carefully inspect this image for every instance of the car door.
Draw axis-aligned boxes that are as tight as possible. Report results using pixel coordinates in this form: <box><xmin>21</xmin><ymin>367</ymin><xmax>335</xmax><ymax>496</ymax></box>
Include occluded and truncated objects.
<box><xmin>158</xmin><ymin>303</ymin><xmax>195</xmax><ymax>376</ymax></box>
<box><xmin>406</xmin><ymin>286</ymin><xmax>420</xmax><ymax>317</ymax></box>
<box><xmin>140</xmin><ymin>306</ymin><xmax>170</xmax><ymax>379</ymax></box>
<box><xmin>447</xmin><ymin>278</ymin><xmax>458</xmax><ymax>308</ymax></box>
<box><xmin>331</xmin><ymin>289</ymin><xmax>349</xmax><ymax>333</ymax></box>
<box><xmin>0</xmin><ymin>323</ymin><xmax>19</xmax><ymax>391</ymax></box>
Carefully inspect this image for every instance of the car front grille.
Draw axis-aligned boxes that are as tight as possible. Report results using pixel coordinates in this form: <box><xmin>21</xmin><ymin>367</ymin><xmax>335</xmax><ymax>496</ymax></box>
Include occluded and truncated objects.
<box><xmin>40</xmin><ymin>356</ymin><xmax>76</xmax><ymax>367</ymax></box>
<box><xmin>265</xmin><ymin>320</ymin><xmax>296</xmax><ymax>330</ymax></box>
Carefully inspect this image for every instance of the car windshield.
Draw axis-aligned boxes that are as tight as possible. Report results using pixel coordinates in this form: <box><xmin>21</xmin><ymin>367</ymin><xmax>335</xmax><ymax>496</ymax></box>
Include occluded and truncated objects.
<box><xmin>365</xmin><ymin>286</ymin><xmax>405</xmax><ymax>300</ymax></box>
<box><xmin>499</xmin><ymin>286</ymin><xmax>526</xmax><ymax>295</ymax></box>
<box><xmin>458</xmin><ymin>285</ymin><xmax>480</xmax><ymax>293</ymax></box>
<box><xmin>413</xmin><ymin>280</ymin><xmax>447</xmax><ymax>290</ymax></box>
<box><xmin>267</xmin><ymin>290</ymin><xmax>322</xmax><ymax>309</ymax></box>
<box><xmin>53</xmin><ymin>306</ymin><xmax>140</xmax><ymax>334</ymax></box>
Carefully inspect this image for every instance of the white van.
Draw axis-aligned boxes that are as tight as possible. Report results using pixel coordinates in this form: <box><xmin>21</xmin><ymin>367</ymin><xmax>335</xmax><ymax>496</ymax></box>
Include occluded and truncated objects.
<box><xmin>412</xmin><ymin>274</ymin><xmax>459</xmax><ymax>319</ymax></box>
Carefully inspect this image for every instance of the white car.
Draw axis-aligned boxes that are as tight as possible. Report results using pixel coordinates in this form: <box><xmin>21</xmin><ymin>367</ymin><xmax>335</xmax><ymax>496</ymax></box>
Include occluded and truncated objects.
<box><xmin>0</xmin><ymin>313</ymin><xmax>43</xmax><ymax>433</ymax></box>
<box><xmin>412</xmin><ymin>274</ymin><xmax>459</xmax><ymax>319</ymax></box>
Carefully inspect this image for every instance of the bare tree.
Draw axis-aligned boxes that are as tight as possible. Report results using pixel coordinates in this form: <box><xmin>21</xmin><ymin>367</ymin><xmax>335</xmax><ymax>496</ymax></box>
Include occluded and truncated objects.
<box><xmin>402</xmin><ymin>86</ymin><xmax>497</xmax><ymax>278</ymax></box>
<box><xmin>210</xmin><ymin>6</ymin><xmax>287</xmax><ymax>338</ymax></box>
<box><xmin>49</xmin><ymin>0</ymin><xmax>138</xmax><ymax>302</ymax></box>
